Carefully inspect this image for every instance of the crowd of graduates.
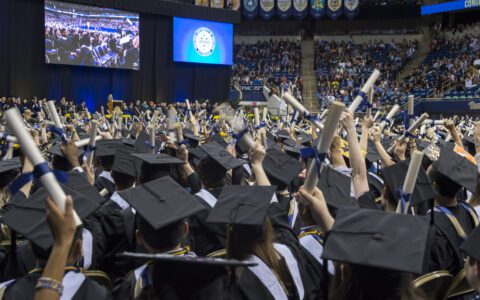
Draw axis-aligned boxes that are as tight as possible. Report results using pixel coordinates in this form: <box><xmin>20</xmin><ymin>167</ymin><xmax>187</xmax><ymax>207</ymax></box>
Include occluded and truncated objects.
<box><xmin>0</xmin><ymin>92</ymin><xmax>479</xmax><ymax>300</ymax></box>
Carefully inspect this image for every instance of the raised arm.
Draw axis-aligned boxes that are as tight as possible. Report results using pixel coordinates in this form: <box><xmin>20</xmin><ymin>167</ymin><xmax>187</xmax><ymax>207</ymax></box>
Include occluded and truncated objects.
<box><xmin>370</xmin><ymin>127</ymin><xmax>395</xmax><ymax>167</ymax></box>
<box><xmin>340</xmin><ymin>110</ymin><xmax>369</xmax><ymax>198</ymax></box>
<box><xmin>359</xmin><ymin>116</ymin><xmax>373</xmax><ymax>153</ymax></box>
<box><xmin>445</xmin><ymin>119</ymin><xmax>463</xmax><ymax>148</ymax></box>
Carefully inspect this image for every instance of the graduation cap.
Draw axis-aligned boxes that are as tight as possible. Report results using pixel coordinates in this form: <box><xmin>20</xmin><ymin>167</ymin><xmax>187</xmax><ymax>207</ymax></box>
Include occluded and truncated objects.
<box><xmin>188</xmin><ymin>147</ymin><xmax>207</xmax><ymax>166</ymax></box>
<box><xmin>93</xmin><ymin>139</ymin><xmax>122</xmax><ymax>157</ymax></box>
<box><xmin>262</xmin><ymin>147</ymin><xmax>302</xmax><ymax>186</ymax></box>
<box><xmin>322</xmin><ymin>208</ymin><xmax>431</xmax><ymax>274</ymax></box>
<box><xmin>134</xmin><ymin>131</ymin><xmax>160</xmax><ymax>153</ymax></box>
<box><xmin>209</xmin><ymin>134</ymin><xmax>229</xmax><ymax>148</ymax></box>
<box><xmin>118</xmin><ymin>176</ymin><xmax>206</xmax><ymax>230</ymax></box>
<box><xmin>460</xmin><ymin>225</ymin><xmax>480</xmax><ymax>262</ymax></box>
<box><xmin>3</xmin><ymin>172</ymin><xmax>102</xmax><ymax>251</ymax></box>
<box><xmin>317</xmin><ymin>166</ymin><xmax>358</xmax><ymax>212</ymax></box>
<box><xmin>0</xmin><ymin>158</ymin><xmax>22</xmax><ymax>189</ymax></box>
<box><xmin>112</xmin><ymin>146</ymin><xmax>138</xmax><ymax>177</ymax></box>
<box><xmin>183</xmin><ymin>129</ymin><xmax>202</xmax><ymax>147</ymax></box>
<box><xmin>122</xmin><ymin>137</ymin><xmax>136</xmax><ymax>147</ymax></box>
<box><xmin>200</xmin><ymin>142</ymin><xmax>247</xmax><ymax>170</ymax></box>
<box><xmin>381</xmin><ymin>159</ymin><xmax>436</xmax><ymax>206</ymax></box>
<box><xmin>48</xmin><ymin>143</ymin><xmax>85</xmax><ymax>158</ymax></box>
<box><xmin>117</xmin><ymin>252</ymin><xmax>254</xmax><ymax>291</ymax></box>
<box><xmin>366</xmin><ymin>140</ymin><xmax>382</xmax><ymax>164</ymax></box>
<box><xmin>0</xmin><ymin>157</ymin><xmax>21</xmax><ymax>174</ymax></box>
<box><xmin>296</xmin><ymin>132</ymin><xmax>313</xmax><ymax>146</ymax></box>
<box><xmin>431</xmin><ymin>145</ymin><xmax>477</xmax><ymax>192</ymax></box>
<box><xmin>131</xmin><ymin>152</ymin><xmax>185</xmax><ymax>167</ymax></box>
<box><xmin>206</xmin><ymin>185</ymin><xmax>277</xmax><ymax>239</ymax></box>
<box><xmin>276</xmin><ymin>129</ymin><xmax>291</xmax><ymax>141</ymax></box>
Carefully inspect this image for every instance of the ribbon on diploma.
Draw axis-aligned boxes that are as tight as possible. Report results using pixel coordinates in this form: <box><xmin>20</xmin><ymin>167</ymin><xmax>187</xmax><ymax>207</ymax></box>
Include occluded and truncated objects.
<box><xmin>48</xmin><ymin>125</ymin><xmax>68</xmax><ymax>144</ymax></box>
<box><xmin>232</xmin><ymin>128</ymin><xmax>250</xmax><ymax>142</ymax></box>
<box><xmin>83</xmin><ymin>145</ymin><xmax>97</xmax><ymax>161</ymax></box>
<box><xmin>396</xmin><ymin>187</ymin><xmax>410</xmax><ymax>214</ymax></box>
<box><xmin>10</xmin><ymin>162</ymin><xmax>68</xmax><ymax>195</ymax></box>
<box><xmin>300</xmin><ymin>147</ymin><xmax>327</xmax><ymax>178</ymax></box>
<box><xmin>254</xmin><ymin>122</ymin><xmax>267</xmax><ymax>130</ymax></box>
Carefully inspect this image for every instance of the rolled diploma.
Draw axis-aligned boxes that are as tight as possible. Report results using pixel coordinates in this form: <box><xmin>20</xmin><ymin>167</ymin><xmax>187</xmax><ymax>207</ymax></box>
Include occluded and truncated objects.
<box><xmin>387</xmin><ymin>113</ymin><xmax>429</xmax><ymax>153</ymax></box>
<box><xmin>283</xmin><ymin>92</ymin><xmax>324</xmax><ymax>130</ymax></box>
<box><xmin>5</xmin><ymin>108</ymin><xmax>81</xmax><ymax>225</ymax></box>
<box><xmin>0</xmin><ymin>132</ymin><xmax>18</xmax><ymax>143</ymax></box>
<box><xmin>100</xmin><ymin>106</ymin><xmax>105</xmax><ymax>116</ymax></box>
<box><xmin>423</xmin><ymin>119</ymin><xmax>444</xmax><ymax>125</ymax></box>
<box><xmin>372</xmin><ymin>111</ymin><xmax>382</xmax><ymax>123</ymax></box>
<box><xmin>149</xmin><ymin>127</ymin><xmax>156</xmax><ymax>153</ymax></box>
<box><xmin>232</xmin><ymin>118</ymin><xmax>255</xmax><ymax>149</ymax></box>
<box><xmin>396</xmin><ymin>150</ymin><xmax>424</xmax><ymax>214</ymax></box>
<box><xmin>253</xmin><ymin>107</ymin><xmax>260</xmax><ymax>128</ymax></box>
<box><xmin>75</xmin><ymin>135</ymin><xmax>102</xmax><ymax>147</ymax></box>
<box><xmin>319</xmin><ymin>109</ymin><xmax>329</xmax><ymax>120</ymax></box>
<box><xmin>175</xmin><ymin>124</ymin><xmax>184</xmax><ymax>144</ymax></box>
<box><xmin>366</xmin><ymin>87</ymin><xmax>373</xmax><ymax>118</ymax></box>
<box><xmin>86</xmin><ymin>121</ymin><xmax>98</xmax><ymax>167</ymax></box>
<box><xmin>46</xmin><ymin>100</ymin><xmax>64</xmax><ymax>129</ymax></box>
<box><xmin>348</xmin><ymin>69</ymin><xmax>381</xmax><ymax>113</ymax></box>
<box><xmin>150</xmin><ymin>111</ymin><xmax>160</xmax><ymax>127</ymax></box>
<box><xmin>303</xmin><ymin>101</ymin><xmax>345</xmax><ymax>193</ymax></box>
<box><xmin>185</xmin><ymin>100</ymin><xmax>194</xmax><ymax>120</ymax></box>
<box><xmin>408</xmin><ymin>95</ymin><xmax>414</xmax><ymax>127</ymax></box>
<box><xmin>379</xmin><ymin>104</ymin><xmax>400</xmax><ymax>131</ymax></box>
<box><xmin>167</xmin><ymin>108</ymin><xmax>178</xmax><ymax>142</ymax></box>
<box><xmin>420</xmin><ymin>124</ymin><xmax>427</xmax><ymax>136</ymax></box>
<box><xmin>262</xmin><ymin>107</ymin><xmax>268</xmax><ymax>122</ymax></box>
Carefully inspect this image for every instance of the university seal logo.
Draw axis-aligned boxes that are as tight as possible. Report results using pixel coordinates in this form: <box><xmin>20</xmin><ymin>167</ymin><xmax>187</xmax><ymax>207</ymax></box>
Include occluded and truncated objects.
<box><xmin>193</xmin><ymin>27</ymin><xmax>215</xmax><ymax>56</ymax></box>
<box><xmin>328</xmin><ymin>0</ymin><xmax>341</xmax><ymax>11</ymax></box>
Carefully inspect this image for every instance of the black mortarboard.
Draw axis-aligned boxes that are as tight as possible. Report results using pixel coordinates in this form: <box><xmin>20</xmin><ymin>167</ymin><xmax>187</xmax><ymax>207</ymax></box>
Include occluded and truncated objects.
<box><xmin>112</xmin><ymin>146</ymin><xmax>138</xmax><ymax>177</ymax></box>
<box><xmin>282</xmin><ymin>138</ymin><xmax>297</xmax><ymax>148</ymax></box>
<box><xmin>432</xmin><ymin>145</ymin><xmax>477</xmax><ymax>192</ymax></box>
<box><xmin>183</xmin><ymin>129</ymin><xmax>202</xmax><ymax>143</ymax></box>
<box><xmin>0</xmin><ymin>158</ymin><xmax>21</xmax><ymax>174</ymax></box>
<box><xmin>317</xmin><ymin>166</ymin><xmax>358</xmax><ymax>211</ymax></box>
<box><xmin>323</xmin><ymin>208</ymin><xmax>430</xmax><ymax>274</ymax></box>
<box><xmin>131</xmin><ymin>153</ymin><xmax>185</xmax><ymax>167</ymax></box>
<box><xmin>200</xmin><ymin>142</ymin><xmax>247</xmax><ymax>170</ymax></box>
<box><xmin>296</xmin><ymin>132</ymin><xmax>313</xmax><ymax>146</ymax></box>
<box><xmin>122</xmin><ymin>137</ymin><xmax>136</xmax><ymax>147</ymax></box>
<box><xmin>276</xmin><ymin>129</ymin><xmax>290</xmax><ymax>141</ymax></box>
<box><xmin>135</xmin><ymin>131</ymin><xmax>160</xmax><ymax>153</ymax></box>
<box><xmin>209</xmin><ymin>134</ymin><xmax>229</xmax><ymax>148</ymax></box>
<box><xmin>3</xmin><ymin>172</ymin><xmax>101</xmax><ymax>251</ymax></box>
<box><xmin>93</xmin><ymin>139</ymin><xmax>122</xmax><ymax>157</ymax></box>
<box><xmin>263</xmin><ymin>147</ymin><xmax>302</xmax><ymax>185</ymax></box>
<box><xmin>460</xmin><ymin>225</ymin><xmax>480</xmax><ymax>262</ymax></box>
<box><xmin>118</xmin><ymin>176</ymin><xmax>206</xmax><ymax>229</ymax></box>
<box><xmin>381</xmin><ymin>159</ymin><xmax>436</xmax><ymax>206</ymax></box>
<box><xmin>117</xmin><ymin>252</ymin><xmax>254</xmax><ymax>290</ymax></box>
<box><xmin>48</xmin><ymin>143</ymin><xmax>85</xmax><ymax>158</ymax></box>
<box><xmin>206</xmin><ymin>185</ymin><xmax>276</xmax><ymax>238</ymax></box>
<box><xmin>188</xmin><ymin>147</ymin><xmax>207</xmax><ymax>166</ymax></box>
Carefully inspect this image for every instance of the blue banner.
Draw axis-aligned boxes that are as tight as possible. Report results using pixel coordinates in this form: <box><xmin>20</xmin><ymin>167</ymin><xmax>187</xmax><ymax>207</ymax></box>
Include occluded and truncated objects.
<box><xmin>421</xmin><ymin>0</ymin><xmax>480</xmax><ymax>15</ymax></box>
<box><xmin>327</xmin><ymin>0</ymin><xmax>342</xmax><ymax>19</ymax></box>
<box><xmin>293</xmin><ymin>0</ymin><xmax>308</xmax><ymax>19</ymax></box>
<box><xmin>310</xmin><ymin>0</ymin><xmax>325</xmax><ymax>18</ymax></box>
<box><xmin>343</xmin><ymin>0</ymin><xmax>359</xmax><ymax>19</ymax></box>
<box><xmin>276</xmin><ymin>0</ymin><xmax>292</xmax><ymax>19</ymax></box>
<box><xmin>243</xmin><ymin>0</ymin><xmax>259</xmax><ymax>18</ymax></box>
<box><xmin>229</xmin><ymin>85</ymin><xmax>266</xmax><ymax>101</ymax></box>
<box><xmin>259</xmin><ymin>0</ymin><xmax>275</xmax><ymax>19</ymax></box>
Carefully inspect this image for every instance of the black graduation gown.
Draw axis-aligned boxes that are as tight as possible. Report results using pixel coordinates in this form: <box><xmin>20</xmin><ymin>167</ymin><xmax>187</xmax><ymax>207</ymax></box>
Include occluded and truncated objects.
<box><xmin>428</xmin><ymin>202</ymin><xmax>478</xmax><ymax>275</ymax></box>
<box><xmin>86</xmin><ymin>200</ymin><xmax>136</xmax><ymax>281</ymax></box>
<box><xmin>94</xmin><ymin>176</ymin><xmax>116</xmax><ymax>199</ymax></box>
<box><xmin>189</xmin><ymin>188</ymin><xmax>226</xmax><ymax>256</ymax></box>
<box><xmin>234</xmin><ymin>203</ymin><xmax>323</xmax><ymax>300</ymax></box>
<box><xmin>4</xmin><ymin>270</ymin><xmax>111</xmax><ymax>299</ymax></box>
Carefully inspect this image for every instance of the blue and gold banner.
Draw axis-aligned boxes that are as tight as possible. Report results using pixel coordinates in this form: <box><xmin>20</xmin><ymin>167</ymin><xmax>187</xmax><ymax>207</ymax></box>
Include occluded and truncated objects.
<box><xmin>293</xmin><ymin>0</ymin><xmax>308</xmax><ymax>19</ymax></box>
<box><xmin>326</xmin><ymin>0</ymin><xmax>342</xmax><ymax>19</ymax></box>
<box><xmin>310</xmin><ymin>0</ymin><xmax>326</xmax><ymax>19</ymax></box>
<box><xmin>243</xmin><ymin>0</ymin><xmax>259</xmax><ymax>19</ymax></box>
<box><xmin>276</xmin><ymin>0</ymin><xmax>292</xmax><ymax>19</ymax></box>
<box><xmin>343</xmin><ymin>0</ymin><xmax>359</xmax><ymax>19</ymax></box>
<box><xmin>259</xmin><ymin>0</ymin><xmax>275</xmax><ymax>19</ymax></box>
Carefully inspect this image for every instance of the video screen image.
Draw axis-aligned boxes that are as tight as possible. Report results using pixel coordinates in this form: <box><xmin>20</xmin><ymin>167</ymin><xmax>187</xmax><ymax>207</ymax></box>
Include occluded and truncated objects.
<box><xmin>173</xmin><ymin>17</ymin><xmax>233</xmax><ymax>66</ymax></box>
<box><xmin>45</xmin><ymin>0</ymin><xmax>140</xmax><ymax>70</ymax></box>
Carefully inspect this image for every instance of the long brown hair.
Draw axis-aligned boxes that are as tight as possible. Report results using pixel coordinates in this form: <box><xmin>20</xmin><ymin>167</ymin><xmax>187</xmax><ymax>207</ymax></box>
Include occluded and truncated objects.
<box><xmin>329</xmin><ymin>263</ymin><xmax>427</xmax><ymax>300</ymax></box>
<box><xmin>226</xmin><ymin>219</ymin><xmax>291</xmax><ymax>290</ymax></box>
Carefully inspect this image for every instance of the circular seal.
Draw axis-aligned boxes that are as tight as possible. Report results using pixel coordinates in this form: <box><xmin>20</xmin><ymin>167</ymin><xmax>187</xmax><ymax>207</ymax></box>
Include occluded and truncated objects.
<box><xmin>193</xmin><ymin>27</ymin><xmax>215</xmax><ymax>57</ymax></box>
